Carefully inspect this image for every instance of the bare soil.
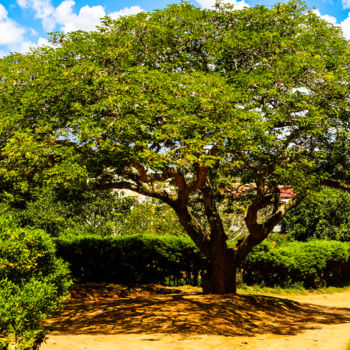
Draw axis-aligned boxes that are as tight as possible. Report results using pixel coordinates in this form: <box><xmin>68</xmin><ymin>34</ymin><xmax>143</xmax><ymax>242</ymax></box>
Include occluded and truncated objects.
<box><xmin>41</xmin><ymin>284</ymin><xmax>350</xmax><ymax>350</ymax></box>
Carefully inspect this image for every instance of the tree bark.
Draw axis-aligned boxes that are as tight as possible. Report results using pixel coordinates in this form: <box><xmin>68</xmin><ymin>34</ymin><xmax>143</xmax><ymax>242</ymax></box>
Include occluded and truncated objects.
<box><xmin>202</xmin><ymin>248</ymin><xmax>237</xmax><ymax>294</ymax></box>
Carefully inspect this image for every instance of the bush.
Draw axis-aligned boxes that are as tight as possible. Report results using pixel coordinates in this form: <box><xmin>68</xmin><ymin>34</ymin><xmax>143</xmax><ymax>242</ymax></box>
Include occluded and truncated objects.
<box><xmin>55</xmin><ymin>234</ymin><xmax>206</xmax><ymax>286</ymax></box>
<box><xmin>243</xmin><ymin>240</ymin><xmax>350</xmax><ymax>288</ymax></box>
<box><xmin>0</xmin><ymin>216</ymin><xmax>71</xmax><ymax>349</ymax></box>
<box><xmin>55</xmin><ymin>234</ymin><xmax>350</xmax><ymax>290</ymax></box>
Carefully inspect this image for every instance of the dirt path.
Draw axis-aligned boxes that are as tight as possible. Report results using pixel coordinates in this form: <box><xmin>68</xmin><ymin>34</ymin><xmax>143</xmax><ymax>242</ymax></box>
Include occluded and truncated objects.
<box><xmin>41</xmin><ymin>285</ymin><xmax>350</xmax><ymax>350</ymax></box>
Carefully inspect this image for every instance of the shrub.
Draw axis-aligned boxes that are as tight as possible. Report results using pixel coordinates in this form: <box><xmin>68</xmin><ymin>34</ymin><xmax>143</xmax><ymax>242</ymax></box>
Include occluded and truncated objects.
<box><xmin>0</xmin><ymin>216</ymin><xmax>71</xmax><ymax>349</ymax></box>
<box><xmin>55</xmin><ymin>234</ymin><xmax>206</xmax><ymax>286</ymax></box>
<box><xmin>243</xmin><ymin>240</ymin><xmax>350</xmax><ymax>288</ymax></box>
<box><xmin>54</xmin><ymin>234</ymin><xmax>350</xmax><ymax>290</ymax></box>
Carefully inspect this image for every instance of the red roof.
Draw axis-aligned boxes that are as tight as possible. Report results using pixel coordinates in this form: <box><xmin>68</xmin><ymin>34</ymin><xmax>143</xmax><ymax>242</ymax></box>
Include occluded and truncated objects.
<box><xmin>223</xmin><ymin>183</ymin><xmax>295</xmax><ymax>198</ymax></box>
<box><xmin>279</xmin><ymin>186</ymin><xmax>295</xmax><ymax>198</ymax></box>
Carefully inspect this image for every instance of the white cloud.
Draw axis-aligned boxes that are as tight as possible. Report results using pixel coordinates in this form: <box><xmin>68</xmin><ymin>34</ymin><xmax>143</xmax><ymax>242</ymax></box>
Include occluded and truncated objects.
<box><xmin>53</xmin><ymin>0</ymin><xmax>105</xmax><ymax>33</ymax></box>
<box><xmin>109</xmin><ymin>6</ymin><xmax>143</xmax><ymax>19</ymax></box>
<box><xmin>37</xmin><ymin>37</ymin><xmax>50</xmax><ymax>46</ymax></box>
<box><xmin>196</xmin><ymin>0</ymin><xmax>249</xmax><ymax>10</ymax></box>
<box><xmin>341</xmin><ymin>16</ymin><xmax>350</xmax><ymax>40</ymax></box>
<box><xmin>16</xmin><ymin>0</ymin><xmax>144</xmax><ymax>33</ymax></box>
<box><xmin>0</xmin><ymin>3</ymin><xmax>7</xmax><ymax>20</ymax></box>
<box><xmin>6</xmin><ymin>36</ymin><xmax>52</xmax><ymax>54</ymax></box>
<box><xmin>342</xmin><ymin>0</ymin><xmax>350</xmax><ymax>10</ymax></box>
<box><xmin>0</xmin><ymin>4</ymin><xmax>25</xmax><ymax>45</ymax></box>
<box><xmin>312</xmin><ymin>8</ymin><xmax>350</xmax><ymax>40</ymax></box>
<box><xmin>53</xmin><ymin>2</ymin><xmax>143</xmax><ymax>33</ymax></box>
<box><xmin>16</xmin><ymin>40</ymin><xmax>36</xmax><ymax>53</ymax></box>
<box><xmin>17</xmin><ymin>0</ymin><xmax>55</xmax><ymax>30</ymax></box>
<box><xmin>16</xmin><ymin>0</ymin><xmax>27</xmax><ymax>7</ymax></box>
<box><xmin>1</xmin><ymin>0</ymin><xmax>144</xmax><ymax>56</ymax></box>
<box><xmin>311</xmin><ymin>8</ymin><xmax>350</xmax><ymax>41</ymax></box>
<box><xmin>312</xmin><ymin>9</ymin><xmax>337</xmax><ymax>25</ymax></box>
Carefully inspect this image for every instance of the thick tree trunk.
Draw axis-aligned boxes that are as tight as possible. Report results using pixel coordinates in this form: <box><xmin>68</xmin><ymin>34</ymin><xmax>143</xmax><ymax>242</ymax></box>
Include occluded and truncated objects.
<box><xmin>172</xmin><ymin>179</ymin><xmax>247</xmax><ymax>294</ymax></box>
<box><xmin>202</xmin><ymin>250</ymin><xmax>237</xmax><ymax>294</ymax></box>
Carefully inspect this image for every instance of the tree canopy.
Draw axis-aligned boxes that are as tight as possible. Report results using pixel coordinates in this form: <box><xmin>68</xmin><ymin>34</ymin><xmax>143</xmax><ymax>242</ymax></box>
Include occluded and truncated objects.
<box><xmin>0</xmin><ymin>0</ymin><xmax>349</xmax><ymax>293</ymax></box>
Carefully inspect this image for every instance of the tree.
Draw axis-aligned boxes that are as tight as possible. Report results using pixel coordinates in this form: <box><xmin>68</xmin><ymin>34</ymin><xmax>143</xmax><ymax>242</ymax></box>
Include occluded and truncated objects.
<box><xmin>0</xmin><ymin>0</ymin><xmax>349</xmax><ymax>293</ymax></box>
<box><xmin>282</xmin><ymin>187</ymin><xmax>350</xmax><ymax>241</ymax></box>
<box><xmin>0</xmin><ymin>186</ymin><xmax>136</xmax><ymax>237</ymax></box>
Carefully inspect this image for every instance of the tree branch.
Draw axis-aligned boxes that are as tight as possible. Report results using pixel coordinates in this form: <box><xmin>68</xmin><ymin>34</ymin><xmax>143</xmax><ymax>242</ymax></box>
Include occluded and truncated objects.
<box><xmin>132</xmin><ymin>161</ymin><xmax>149</xmax><ymax>182</ymax></box>
<box><xmin>321</xmin><ymin>179</ymin><xmax>350</xmax><ymax>193</ymax></box>
<box><xmin>202</xmin><ymin>180</ymin><xmax>225</xmax><ymax>236</ymax></box>
<box><xmin>92</xmin><ymin>180</ymin><xmax>177</xmax><ymax>206</ymax></box>
<box><xmin>243</xmin><ymin>195</ymin><xmax>273</xmax><ymax>235</ymax></box>
<box><xmin>261</xmin><ymin>194</ymin><xmax>303</xmax><ymax>235</ymax></box>
<box><xmin>173</xmin><ymin>204</ymin><xmax>211</xmax><ymax>257</ymax></box>
<box><xmin>235</xmin><ymin>193</ymin><xmax>302</xmax><ymax>265</ymax></box>
<box><xmin>187</xmin><ymin>166</ymin><xmax>209</xmax><ymax>193</ymax></box>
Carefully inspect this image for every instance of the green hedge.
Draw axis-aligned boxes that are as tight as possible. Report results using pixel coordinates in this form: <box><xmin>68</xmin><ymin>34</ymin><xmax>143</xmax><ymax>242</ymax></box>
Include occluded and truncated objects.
<box><xmin>243</xmin><ymin>240</ymin><xmax>350</xmax><ymax>288</ymax></box>
<box><xmin>54</xmin><ymin>234</ymin><xmax>207</xmax><ymax>285</ymax></box>
<box><xmin>54</xmin><ymin>235</ymin><xmax>350</xmax><ymax>288</ymax></box>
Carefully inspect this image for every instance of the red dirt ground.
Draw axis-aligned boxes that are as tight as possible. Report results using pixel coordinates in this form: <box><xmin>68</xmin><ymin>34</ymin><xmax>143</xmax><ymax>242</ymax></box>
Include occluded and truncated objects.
<box><xmin>41</xmin><ymin>284</ymin><xmax>350</xmax><ymax>350</ymax></box>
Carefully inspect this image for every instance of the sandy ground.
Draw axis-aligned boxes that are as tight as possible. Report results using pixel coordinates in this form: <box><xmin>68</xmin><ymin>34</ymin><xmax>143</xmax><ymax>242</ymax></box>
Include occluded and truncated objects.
<box><xmin>41</xmin><ymin>284</ymin><xmax>350</xmax><ymax>350</ymax></box>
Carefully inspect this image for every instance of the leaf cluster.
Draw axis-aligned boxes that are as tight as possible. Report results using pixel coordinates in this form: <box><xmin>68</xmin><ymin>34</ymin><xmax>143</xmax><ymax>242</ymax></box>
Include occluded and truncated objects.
<box><xmin>0</xmin><ymin>216</ymin><xmax>71</xmax><ymax>349</ymax></box>
<box><xmin>282</xmin><ymin>187</ymin><xmax>350</xmax><ymax>241</ymax></box>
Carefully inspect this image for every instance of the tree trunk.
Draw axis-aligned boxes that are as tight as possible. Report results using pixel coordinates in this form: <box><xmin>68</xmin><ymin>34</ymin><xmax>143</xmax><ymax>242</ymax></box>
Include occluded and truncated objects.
<box><xmin>202</xmin><ymin>250</ymin><xmax>237</xmax><ymax>294</ymax></box>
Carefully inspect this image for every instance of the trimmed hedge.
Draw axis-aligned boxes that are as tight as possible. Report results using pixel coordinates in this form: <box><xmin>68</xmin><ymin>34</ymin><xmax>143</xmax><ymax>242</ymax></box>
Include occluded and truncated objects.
<box><xmin>54</xmin><ymin>235</ymin><xmax>350</xmax><ymax>288</ymax></box>
<box><xmin>243</xmin><ymin>240</ymin><xmax>350</xmax><ymax>288</ymax></box>
<box><xmin>54</xmin><ymin>234</ymin><xmax>206</xmax><ymax>285</ymax></box>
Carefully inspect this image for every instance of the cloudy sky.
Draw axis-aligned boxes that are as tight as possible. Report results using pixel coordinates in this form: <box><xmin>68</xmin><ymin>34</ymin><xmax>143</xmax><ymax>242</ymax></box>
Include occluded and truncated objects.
<box><xmin>0</xmin><ymin>0</ymin><xmax>349</xmax><ymax>56</ymax></box>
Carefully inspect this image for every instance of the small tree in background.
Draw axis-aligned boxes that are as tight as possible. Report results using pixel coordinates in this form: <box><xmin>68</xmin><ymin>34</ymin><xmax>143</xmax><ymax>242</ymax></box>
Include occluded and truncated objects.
<box><xmin>0</xmin><ymin>1</ymin><xmax>349</xmax><ymax>293</ymax></box>
<box><xmin>282</xmin><ymin>187</ymin><xmax>350</xmax><ymax>241</ymax></box>
<box><xmin>121</xmin><ymin>200</ymin><xmax>186</xmax><ymax>236</ymax></box>
<box><xmin>0</xmin><ymin>187</ymin><xmax>136</xmax><ymax>237</ymax></box>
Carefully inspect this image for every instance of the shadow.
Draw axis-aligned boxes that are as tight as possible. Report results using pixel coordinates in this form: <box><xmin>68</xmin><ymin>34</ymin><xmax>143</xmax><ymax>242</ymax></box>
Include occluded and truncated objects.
<box><xmin>45</xmin><ymin>285</ymin><xmax>350</xmax><ymax>338</ymax></box>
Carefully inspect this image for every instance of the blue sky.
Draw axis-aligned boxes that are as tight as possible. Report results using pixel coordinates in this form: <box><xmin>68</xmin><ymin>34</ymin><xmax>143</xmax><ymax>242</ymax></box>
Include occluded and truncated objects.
<box><xmin>0</xmin><ymin>0</ymin><xmax>350</xmax><ymax>56</ymax></box>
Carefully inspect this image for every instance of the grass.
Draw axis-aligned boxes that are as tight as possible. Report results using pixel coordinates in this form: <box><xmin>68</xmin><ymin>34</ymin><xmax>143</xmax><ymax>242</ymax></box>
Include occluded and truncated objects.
<box><xmin>238</xmin><ymin>283</ymin><xmax>350</xmax><ymax>296</ymax></box>
<box><xmin>346</xmin><ymin>340</ymin><xmax>350</xmax><ymax>350</ymax></box>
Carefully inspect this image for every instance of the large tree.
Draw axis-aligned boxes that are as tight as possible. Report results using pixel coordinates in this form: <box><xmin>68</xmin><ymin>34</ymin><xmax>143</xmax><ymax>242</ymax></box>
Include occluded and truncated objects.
<box><xmin>0</xmin><ymin>0</ymin><xmax>349</xmax><ymax>293</ymax></box>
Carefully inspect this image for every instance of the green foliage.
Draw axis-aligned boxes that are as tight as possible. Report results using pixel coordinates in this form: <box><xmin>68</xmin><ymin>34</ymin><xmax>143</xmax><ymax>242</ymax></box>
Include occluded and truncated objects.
<box><xmin>282</xmin><ymin>188</ymin><xmax>350</xmax><ymax>241</ymax></box>
<box><xmin>0</xmin><ymin>216</ymin><xmax>71</xmax><ymax>349</ymax></box>
<box><xmin>7</xmin><ymin>188</ymin><xmax>69</xmax><ymax>236</ymax></box>
<box><xmin>120</xmin><ymin>200</ymin><xmax>185</xmax><ymax>236</ymax></box>
<box><xmin>0</xmin><ymin>186</ymin><xmax>184</xmax><ymax>237</ymax></box>
<box><xmin>0</xmin><ymin>187</ymin><xmax>136</xmax><ymax>237</ymax></box>
<box><xmin>0</xmin><ymin>0</ymin><xmax>349</xmax><ymax>292</ymax></box>
<box><xmin>0</xmin><ymin>0</ymin><xmax>348</xmax><ymax>204</ymax></box>
<box><xmin>55</xmin><ymin>234</ymin><xmax>206</xmax><ymax>285</ymax></box>
<box><xmin>59</xmin><ymin>189</ymin><xmax>136</xmax><ymax>236</ymax></box>
<box><xmin>243</xmin><ymin>240</ymin><xmax>350</xmax><ymax>288</ymax></box>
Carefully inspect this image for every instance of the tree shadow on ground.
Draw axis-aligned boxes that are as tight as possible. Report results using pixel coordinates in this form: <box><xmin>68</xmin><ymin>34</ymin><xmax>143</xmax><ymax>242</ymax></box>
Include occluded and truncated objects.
<box><xmin>45</xmin><ymin>284</ymin><xmax>350</xmax><ymax>337</ymax></box>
